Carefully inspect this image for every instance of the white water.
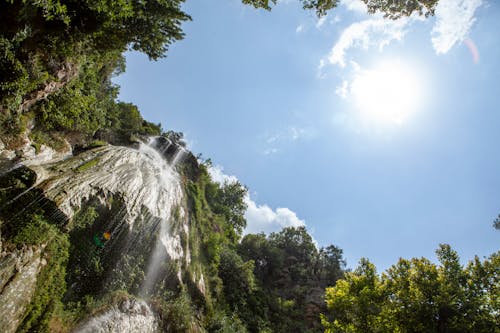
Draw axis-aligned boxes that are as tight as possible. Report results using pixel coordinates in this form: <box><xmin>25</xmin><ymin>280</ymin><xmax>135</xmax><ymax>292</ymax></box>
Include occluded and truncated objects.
<box><xmin>73</xmin><ymin>299</ymin><xmax>160</xmax><ymax>333</ymax></box>
<box><xmin>3</xmin><ymin>138</ymin><xmax>192</xmax><ymax>332</ymax></box>
<box><xmin>35</xmin><ymin>140</ymin><xmax>183</xmax><ymax>226</ymax></box>
<box><xmin>30</xmin><ymin>138</ymin><xmax>190</xmax><ymax>287</ymax></box>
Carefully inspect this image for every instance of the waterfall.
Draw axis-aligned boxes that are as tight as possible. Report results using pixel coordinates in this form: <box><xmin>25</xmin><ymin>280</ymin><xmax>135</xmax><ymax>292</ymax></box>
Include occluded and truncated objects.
<box><xmin>137</xmin><ymin>138</ymin><xmax>187</xmax><ymax>296</ymax></box>
<box><xmin>1</xmin><ymin>137</ymin><xmax>190</xmax><ymax>332</ymax></box>
<box><xmin>73</xmin><ymin>299</ymin><xmax>160</xmax><ymax>333</ymax></box>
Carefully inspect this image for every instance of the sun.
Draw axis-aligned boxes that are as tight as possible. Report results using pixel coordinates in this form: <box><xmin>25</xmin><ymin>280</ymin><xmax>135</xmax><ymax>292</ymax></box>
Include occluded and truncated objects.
<box><xmin>350</xmin><ymin>61</ymin><xmax>422</xmax><ymax>125</ymax></box>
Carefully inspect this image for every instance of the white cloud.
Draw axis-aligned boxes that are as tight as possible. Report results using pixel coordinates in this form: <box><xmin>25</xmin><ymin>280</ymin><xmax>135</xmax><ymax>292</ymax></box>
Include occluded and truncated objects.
<box><xmin>263</xmin><ymin>126</ymin><xmax>313</xmax><ymax>154</ymax></box>
<box><xmin>341</xmin><ymin>0</ymin><xmax>367</xmax><ymax>13</ymax></box>
<box><xmin>316</xmin><ymin>16</ymin><xmax>327</xmax><ymax>29</ymax></box>
<box><xmin>319</xmin><ymin>0</ymin><xmax>483</xmax><ymax>76</ymax></box>
<box><xmin>296</xmin><ymin>24</ymin><xmax>304</xmax><ymax>33</ymax></box>
<box><xmin>335</xmin><ymin>80</ymin><xmax>349</xmax><ymax>99</ymax></box>
<box><xmin>289</xmin><ymin>126</ymin><xmax>306</xmax><ymax>140</ymax></box>
<box><xmin>431</xmin><ymin>0</ymin><xmax>483</xmax><ymax>54</ymax></box>
<box><xmin>325</xmin><ymin>18</ymin><xmax>408</xmax><ymax>68</ymax></box>
<box><xmin>207</xmin><ymin>165</ymin><xmax>306</xmax><ymax>235</ymax></box>
<box><xmin>244</xmin><ymin>197</ymin><xmax>305</xmax><ymax>234</ymax></box>
<box><xmin>265</xmin><ymin>126</ymin><xmax>311</xmax><ymax>143</ymax></box>
<box><xmin>207</xmin><ymin>165</ymin><xmax>239</xmax><ymax>184</ymax></box>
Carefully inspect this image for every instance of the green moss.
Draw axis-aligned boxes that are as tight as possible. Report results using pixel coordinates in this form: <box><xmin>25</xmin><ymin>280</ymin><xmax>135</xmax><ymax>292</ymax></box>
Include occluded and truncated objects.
<box><xmin>75</xmin><ymin>158</ymin><xmax>100</xmax><ymax>172</ymax></box>
<box><xmin>87</xmin><ymin>140</ymin><xmax>107</xmax><ymax>148</ymax></box>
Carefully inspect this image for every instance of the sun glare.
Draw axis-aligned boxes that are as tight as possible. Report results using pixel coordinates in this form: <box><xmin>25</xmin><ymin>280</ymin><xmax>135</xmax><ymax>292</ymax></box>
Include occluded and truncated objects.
<box><xmin>351</xmin><ymin>62</ymin><xmax>422</xmax><ymax>125</ymax></box>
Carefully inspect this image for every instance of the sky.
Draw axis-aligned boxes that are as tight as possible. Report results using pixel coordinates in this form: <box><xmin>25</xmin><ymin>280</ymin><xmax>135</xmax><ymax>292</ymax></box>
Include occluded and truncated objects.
<box><xmin>114</xmin><ymin>0</ymin><xmax>500</xmax><ymax>271</ymax></box>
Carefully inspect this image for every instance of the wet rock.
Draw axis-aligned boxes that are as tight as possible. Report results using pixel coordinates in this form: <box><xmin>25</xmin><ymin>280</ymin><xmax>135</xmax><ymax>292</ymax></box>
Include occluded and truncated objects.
<box><xmin>0</xmin><ymin>246</ymin><xmax>45</xmax><ymax>333</ymax></box>
<box><xmin>73</xmin><ymin>299</ymin><xmax>160</xmax><ymax>333</ymax></box>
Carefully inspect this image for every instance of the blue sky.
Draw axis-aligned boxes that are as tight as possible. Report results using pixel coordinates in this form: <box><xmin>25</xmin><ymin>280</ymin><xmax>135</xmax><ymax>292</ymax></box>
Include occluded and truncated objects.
<box><xmin>115</xmin><ymin>0</ymin><xmax>500</xmax><ymax>271</ymax></box>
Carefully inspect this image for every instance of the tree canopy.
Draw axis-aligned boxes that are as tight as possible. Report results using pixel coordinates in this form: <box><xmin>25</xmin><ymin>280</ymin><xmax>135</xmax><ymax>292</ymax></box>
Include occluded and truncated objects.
<box><xmin>322</xmin><ymin>245</ymin><xmax>500</xmax><ymax>333</ymax></box>
<box><xmin>241</xmin><ymin>0</ymin><xmax>439</xmax><ymax>18</ymax></box>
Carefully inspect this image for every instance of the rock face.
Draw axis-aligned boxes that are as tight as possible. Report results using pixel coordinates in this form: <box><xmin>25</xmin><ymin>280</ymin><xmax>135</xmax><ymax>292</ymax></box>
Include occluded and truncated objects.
<box><xmin>0</xmin><ymin>137</ymin><xmax>200</xmax><ymax>332</ymax></box>
<box><xmin>34</xmin><ymin>142</ymin><xmax>183</xmax><ymax>225</ymax></box>
<box><xmin>0</xmin><ymin>246</ymin><xmax>45</xmax><ymax>333</ymax></box>
<box><xmin>73</xmin><ymin>299</ymin><xmax>160</xmax><ymax>333</ymax></box>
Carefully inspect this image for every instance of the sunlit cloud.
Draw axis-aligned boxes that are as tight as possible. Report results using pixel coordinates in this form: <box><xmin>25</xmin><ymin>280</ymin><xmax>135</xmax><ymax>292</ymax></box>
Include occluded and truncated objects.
<box><xmin>431</xmin><ymin>0</ymin><xmax>483</xmax><ymax>54</ymax></box>
<box><xmin>245</xmin><ymin>198</ymin><xmax>306</xmax><ymax>234</ymax></box>
<box><xmin>207</xmin><ymin>165</ymin><xmax>306</xmax><ymax>235</ymax></box>
<box><xmin>324</xmin><ymin>18</ymin><xmax>408</xmax><ymax>68</ymax></box>
<box><xmin>341</xmin><ymin>0</ymin><xmax>367</xmax><ymax>13</ymax></box>
<box><xmin>320</xmin><ymin>0</ymin><xmax>482</xmax><ymax>76</ymax></box>
<box><xmin>207</xmin><ymin>164</ymin><xmax>239</xmax><ymax>184</ymax></box>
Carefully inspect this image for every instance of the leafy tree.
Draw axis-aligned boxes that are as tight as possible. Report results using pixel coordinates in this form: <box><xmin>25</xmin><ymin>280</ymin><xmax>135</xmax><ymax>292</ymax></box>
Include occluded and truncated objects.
<box><xmin>218</xmin><ymin>248</ymin><xmax>256</xmax><ymax>310</ymax></box>
<box><xmin>494</xmin><ymin>214</ymin><xmax>500</xmax><ymax>230</ymax></box>
<box><xmin>237</xmin><ymin>227</ymin><xmax>346</xmax><ymax>332</ymax></box>
<box><xmin>322</xmin><ymin>245</ymin><xmax>500</xmax><ymax>333</ymax></box>
<box><xmin>322</xmin><ymin>258</ymin><xmax>387</xmax><ymax>333</ymax></box>
<box><xmin>317</xmin><ymin>245</ymin><xmax>346</xmax><ymax>286</ymax></box>
<box><xmin>205</xmin><ymin>180</ymin><xmax>248</xmax><ymax>239</ymax></box>
<box><xmin>362</xmin><ymin>0</ymin><xmax>439</xmax><ymax>19</ymax></box>
<box><xmin>242</xmin><ymin>0</ymin><xmax>339</xmax><ymax>17</ymax></box>
<box><xmin>242</xmin><ymin>0</ymin><xmax>440</xmax><ymax>18</ymax></box>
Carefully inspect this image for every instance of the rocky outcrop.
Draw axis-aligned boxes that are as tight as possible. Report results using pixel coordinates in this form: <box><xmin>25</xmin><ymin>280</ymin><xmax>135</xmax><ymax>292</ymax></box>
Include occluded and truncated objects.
<box><xmin>73</xmin><ymin>299</ymin><xmax>160</xmax><ymax>333</ymax></box>
<box><xmin>0</xmin><ymin>138</ymin><xmax>203</xmax><ymax>332</ymax></box>
<box><xmin>0</xmin><ymin>245</ymin><xmax>46</xmax><ymax>333</ymax></box>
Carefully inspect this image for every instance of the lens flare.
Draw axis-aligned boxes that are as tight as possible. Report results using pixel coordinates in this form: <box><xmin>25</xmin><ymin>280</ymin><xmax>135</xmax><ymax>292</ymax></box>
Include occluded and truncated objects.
<box><xmin>464</xmin><ymin>38</ymin><xmax>480</xmax><ymax>64</ymax></box>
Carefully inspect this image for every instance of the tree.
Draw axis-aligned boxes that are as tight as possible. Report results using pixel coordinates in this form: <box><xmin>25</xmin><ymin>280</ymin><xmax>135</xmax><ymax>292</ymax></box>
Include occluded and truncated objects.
<box><xmin>322</xmin><ymin>246</ymin><xmax>500</xmax><ymax>333</ymax></box>
<box><xmin>322</xmin><ymin>258</ymin><xmax>387</xmax><ymax>333</ymax></box>
<box><xmin>494</xmin><ymin>214</ymin><xmax>500</xmax><ymax>230</ymax></box>
<box><xmin>241</xmin><ymin>0</ymin><xmax>440</xmax><ymax>18</ymax></box>
<box><xmin>317</xmin><ymin>245</ymin><xmax>346</xmax><ymax>286</ymax></box>
<box><xmin>218</xmin><ymin>248</ymin><xmax>256</xmax><ymax>310</ymax></box>
<box><xmin>205</xmin><ymin>180</ymin><xmax>248</xmax><ymax>239</ymax></box>
<box><xmin>362</xmin><ymin>0</ymin><xmax>439</xmax><ymax>20</ymax></box>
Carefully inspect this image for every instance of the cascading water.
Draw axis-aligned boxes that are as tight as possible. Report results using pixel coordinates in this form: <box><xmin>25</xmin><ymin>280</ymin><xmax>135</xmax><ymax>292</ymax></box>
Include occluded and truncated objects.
<box><xmin>68</xmin><ymin>137</ymin><xmax>189</xmax><ymax>332</ymax></box>
<box><xmin>73</xmin><ymin>299</ymin><xmax>160</xmax><ymax>333</ymax></box>
<box><xmin>136</xmin><ymin>138</ymin><xmax>187</xmax><ymax>296</ymax></box>
<box><xmin>1</xmin><ymin>137</ymin><xmax>191</xmax><ymax>333</ymax></box>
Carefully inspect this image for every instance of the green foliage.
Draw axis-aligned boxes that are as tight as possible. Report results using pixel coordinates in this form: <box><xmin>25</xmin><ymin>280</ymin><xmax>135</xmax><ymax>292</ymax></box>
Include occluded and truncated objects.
<box><xmin>153</xmin><ymin>291</ymin><xmax>197</xmax><ymax>332</ymax></box>
<box><xmin>17</xmin><ymin>225</ymin><xmax>70</xmax><ymax>333</ymax></box>
<box><xmin>362</xmin><ymin>0</ymin><xmax>439</xmax><ymax>19</ymax></box>
<box><xmin>205</xmin><ymin>179</ymin><xmax>248</xmax><ymax>241</ymax></box>
<box><xmin>182</xmin><ymin>163</ymin><xmax>346</xmax><ymax>332</ymax></box>
<box><xmin>207</xmin><ymin>311</ymin><xmax>249</xmax><ymax>333</ymax></box>
<box><xmin>494</xmin><ymin>214</ymin><xmax>500</xmax><ymax>230</ymax></box>
<box><xmin>29</xmin><ymin>130</ymin><xmax>68</xmax><ymax>152</ymax></box>
<box><xmin>242</xmin><ymin>0</ymin><xmax>339</xmax><ymax>16</ymax></box>
<box><xmin>0</xmin><ymin>168</ymin><xmax>72</xmax><ymax>332</ymax></box>
<box><xmin>106</xmin><ymin>101</ymin><xmax>162</xmax><ymax>136</ymax></box>
<box><xmin>0</xmin><ymin>0</ymin><xmax>187</xmax><ymax>141</ymax></box>
<box><xmin>235</xmin><ymin>227</ymin><xmax>346</xmax><ymax>332</ymax></box>
<box><xmin>322</xmin><ymin>246</ymin><xmax>500</xmax><ymax>333</ymax></box>
<box><xmin>241</xmin><ymin>0</ymin><xmax>439</xmax><ymax>18</ymax></box>
<box><xmin>218</xmin><ymin>248</ymin><xmax>256</xmax><ymax>309</ymax></box>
